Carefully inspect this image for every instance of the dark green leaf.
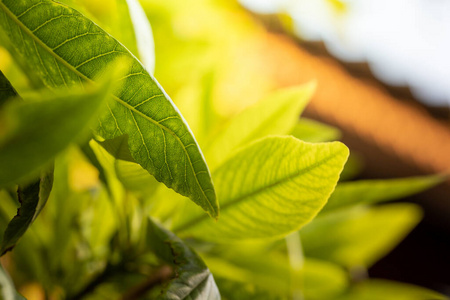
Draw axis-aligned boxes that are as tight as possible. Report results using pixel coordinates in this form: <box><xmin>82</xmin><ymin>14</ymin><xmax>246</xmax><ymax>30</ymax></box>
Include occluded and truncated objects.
<box><xmin>0</xmin><ymin>70</ymin><xmax>18</xmax><ymax>106</ymax></box>
<box><xmin>1</xmin><ymin>168</ymin><xmax>53</xmax><ymax>255</ymax></box>
<box><xmin>0</xmin><ymin>0</ymin><xmax>218</xmax><ymax>218</ymax></box>
<box><xmin>147</xmin><ymin>219</ymin><xmax>220</xmax><ymax>300</ymax></box>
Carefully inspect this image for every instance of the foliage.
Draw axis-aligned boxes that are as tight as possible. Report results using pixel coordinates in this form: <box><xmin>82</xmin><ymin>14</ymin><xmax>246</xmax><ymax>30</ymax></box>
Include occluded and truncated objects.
<box><xmin>0</xmin><ymin>0</ymin><xmax>447</xmax><ymax>299</ymax></box>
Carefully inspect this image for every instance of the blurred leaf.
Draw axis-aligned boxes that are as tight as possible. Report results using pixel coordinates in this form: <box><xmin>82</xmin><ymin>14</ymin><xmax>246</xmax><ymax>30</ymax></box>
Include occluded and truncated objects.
<box><xmin>80</xmin><ymin>141</ymin><xmax>109</xmax><ymax>193</ymax></box>
<box><xmin>176</xmin><ymin>137</ymin><xmax>349</xmax><ymax>242</ymax></box>
<box><xmin>301</xmin><ymin>204</ymin><xmax>422</xmax><ymax>267</ymax></box>
<box><xmin>215</xmin><ymin>278</ymin><xmax>283</xmax><ymax>300</ymax></box>
<box><xmin>206</xmin><ymin>251</ymin><xmax>347</xmax><ymax>300</ymax></box>
<box><xmin>147</xmin><ymin>219</ymin><xmax>220</xmax><ymax>300</ymax></box>
<box><xmin>322</xmin><ymin>174</ymin><xmax>445</xmax><ymax>214</ymax></box>
<box><xmin>205</xmin><ymin>83</ymin><xmax>315</xmax><ymax>170</ymax></box>
<box><xmin>175</xmin><ymin>69</ymin><xmax>219</xmax><ymax>144</ymax></box>
<box><xmin>0</xmin><ymin>70</ymin><xmax>18</xmax><ymax>107</ymax></box>
<box><xmin>0</xmin><ymin>264</ymin><xmax>25</xmax><ymax>300</ymax></box>
<box><xmin>338</xmin><ymin>152</ymin><xmax>363</xmax><ymax>181</ymax></box>
<box><xmin>0</xmin><ymin>82</ymin><xmax>110</xmax><ymax>187</ymax></box>
<box><xmin>0</xmin><ymin>0</ymin><xmax>217</xmax><ymax>218</ymax></box>
<box><xmin>1</xmin><ymin>168</ymin><xmax>53</xmax><ymax>255</ymax></box>
<box><xmin>290</xmin><ymin>118</ymin><xmax>341</xmax><ymax>143</ymax></box>
<box><xmin>335</xmin><ymin>279</ymin><xmax>447</xmax><ymax>300</ymax></box>
<box><xmin>123</xmin><ymin>0</ymin><xmax>155</xmax><ymax>73</ymax></box>
<box><xmin>302</xmin><ymin>259</ymin><xmax>348</xmax><ymax>300</ymax></box>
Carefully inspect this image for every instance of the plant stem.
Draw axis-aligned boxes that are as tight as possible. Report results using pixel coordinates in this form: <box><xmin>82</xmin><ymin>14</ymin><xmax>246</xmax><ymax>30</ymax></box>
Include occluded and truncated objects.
<box><xmin>67</xmin><ymin>264</ymin><xmax>119</xmax><ymax>300</ymax></box>
<box><xmin>286</xmin><ymin>232</ymin><xmax>305</xmax><ymax>300</ymax></box>
<box><xmin>120</xmin><ymin>265</ymin><xmax>173</xmax><ymax>300</ymax></box>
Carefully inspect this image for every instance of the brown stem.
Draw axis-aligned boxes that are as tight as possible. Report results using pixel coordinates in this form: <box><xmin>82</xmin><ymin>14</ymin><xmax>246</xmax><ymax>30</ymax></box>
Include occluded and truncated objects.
<box><xmin>120</xmin><ymin>265</ymin><xmax>173</xmax><ymax>300</ymax></box>
<box><xmin>68</xmin><ymin>264</ymin><xmax>119</xmax><ymax>300</ymax></box>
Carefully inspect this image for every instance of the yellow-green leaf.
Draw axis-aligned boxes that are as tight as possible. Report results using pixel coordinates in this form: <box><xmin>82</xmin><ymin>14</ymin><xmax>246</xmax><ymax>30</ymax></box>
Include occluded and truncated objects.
<box><xmin>336</xmin><ymin>279</ymin><xmax>447</xmax><ymax>300</ymax></box>
<box><xmin>176</xmin><ymin>137</ymin><xmax>349</xmax><ymax>242</ymax></box>
<box><xmin>301</xmin><ymin>204</ymin><xmax>422</xmax><ymax>267</ymax></box>
<box><xmin>205</xmin><ymin>83</ymin><xmax>315</xmax><ymax>170</ymax></box>
<box><xmin>322</xmin><ymin>174</ymin><xmax>446</xmax><ymax>214</ymax></box>
<box><xmin>290</xmin><ymin>118</ymin><xmax>341</xmax><ymax>143</ymax></box>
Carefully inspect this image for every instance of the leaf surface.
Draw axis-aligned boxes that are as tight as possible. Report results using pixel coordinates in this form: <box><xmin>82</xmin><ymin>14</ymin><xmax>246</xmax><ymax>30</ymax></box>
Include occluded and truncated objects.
<box><xmin>205</xmin><ymin>84</ymin><xmax>315</xmax><ymax>170</ymax></box>
<box><xmin>147</xmin><ymin>220</ymin><xmax>220</xmax><ymax>300</ymax></box>
<box><xmin>322</xmin><ymin>174</ymin><xmax>445</xmax><ymax>214</ymax></box>
<box><xmin>0</xmin><ymin>83</ymin><xmax>109</xmax><ymax>187</ymax></box>
<box><xmin>1</xmin><ymin>169</ymin><xmax>53</xmax><ymax>255</ymax></box>
<box><xmin>177</xmin><ymin>137</ymin><xmax>349</xmax><ymax>242</ymax></box>
<box><xmin>301</xmin><ymin>204</ymin><xmax>422</xmax><ymax>267</ymax></box>
<box><xmin>0</xmin><ymin>0</ymin><xmax>217</xmax><ymax>217</ymax></box>
<box><xmin>57</xmin><ymin>0</ymin><xmax>155</xmax><ymax>72</ymax></box>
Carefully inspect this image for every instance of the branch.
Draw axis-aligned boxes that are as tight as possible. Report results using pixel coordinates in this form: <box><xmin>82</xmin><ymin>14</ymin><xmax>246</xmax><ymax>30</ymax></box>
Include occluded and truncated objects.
<box><xmin>120</xmin><ymin>265</ymin><xmax>173</xmax><ymax>300</ymax></box>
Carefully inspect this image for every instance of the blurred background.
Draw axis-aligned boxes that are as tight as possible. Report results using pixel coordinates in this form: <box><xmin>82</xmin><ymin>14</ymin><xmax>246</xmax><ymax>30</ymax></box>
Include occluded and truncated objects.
<box><xmin>142</xmin><ymin>0</ymin><xmax>450</xmax><ymax>294</ymax></box>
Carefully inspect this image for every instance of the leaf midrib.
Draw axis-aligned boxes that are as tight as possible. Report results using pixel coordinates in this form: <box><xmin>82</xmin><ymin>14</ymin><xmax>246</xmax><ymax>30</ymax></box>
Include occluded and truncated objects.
<box><xmin>0</xmin><ymin>2</ymin><xmax>216</xmax><ymax>216</ymax></box>
<box><xmin>175</xmin><ymin>150</ymin><xmax>339</xmax><ymax>232</ymax></box>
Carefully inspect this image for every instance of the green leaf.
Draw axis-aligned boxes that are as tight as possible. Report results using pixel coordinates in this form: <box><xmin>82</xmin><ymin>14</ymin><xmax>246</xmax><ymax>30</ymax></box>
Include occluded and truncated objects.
<box><xmin>146</xmin><ymin>219</ymin><xmax>220</xmax><ymax>300</ymax></box>
<box><xmin>336</xmin><ymin>279</ymin><xmax>448</xmax><ymax>300</ymax></box>
<box><xmin>175</xmin><ymin>69</ymin><xmax>219</xmax><ymax>144</ymax></box>
<box><xmin>1</xmin><ymin>168</ymin><xmax>53</xmax><ymax>255</ymax></box>
<box><xmin>57</xmin><ymin>0</ymin><xmax>155</xmax><ymax>73</ymax></box>
<box><xmin>214</xmin><ymin>278</ymin><xmax>283</xmax><ymax>300</ymax></box>
<box><xmin>0</xmin><ymin>70</ymin><xmax>18</xmax><ymax>106</ymax></box>
<box><xmin>0</xmin><ymin>0</ymin><xmax>217</xmax><ymax>217</ymax></box>
<box><xmin>79</xmin><ymin>140</ymin><xmax>109</xmax><ymax>193</ymax></box>
<box><xmin>205</xmin><ymin>252</ymin><xmax>347</xmax><ymax>300</ymax></box>
<box><xmin>176</xmin><ymin>137</ymin><xmax>349</xmax><ymax>242</ymax></box>
<box><xmin>0</xmin><ymin>82</ymin><xmax>110</xmax><ymax>187</ymax></box>
<box><xmin>0</xmin><ymin>264</ymin><xmax>26</xmax><ymax>300</ymax></box>
<box><xmin>322</xmin><ymin>174</ymin><xmax>445</xmax><ymax>214</ymax></box>
<box><xmin>302</xmin><ymin>259</ymin><xmax>348</xmax><ymax>300</ymax></box>
<box><xmin>301</xmin><ymin>204</ymin><xmax>422</xmax><ymax>267</ymax></box>
<box><xmin>205</xmin><ymin>83</ymin><xmax>315</xmax><ymax>170</ymax></box>
<box><xmin>290</xmin><ymin>118</ymin><xmax>341</xmax><ymax>143</ymax></box>
<box><xmin>97</xmin><ymin>135</ymin><xmax>160</xmax><ymax>196</ymax></box>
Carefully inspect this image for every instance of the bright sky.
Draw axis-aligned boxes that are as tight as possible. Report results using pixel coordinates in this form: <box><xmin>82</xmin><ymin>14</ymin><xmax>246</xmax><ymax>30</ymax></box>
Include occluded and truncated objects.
<box><xmin>240</xmin><ymin>0</ymin><xmax>450</xmax><ymax>107</ymax></box>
